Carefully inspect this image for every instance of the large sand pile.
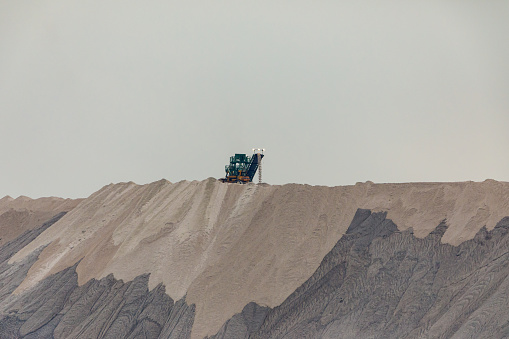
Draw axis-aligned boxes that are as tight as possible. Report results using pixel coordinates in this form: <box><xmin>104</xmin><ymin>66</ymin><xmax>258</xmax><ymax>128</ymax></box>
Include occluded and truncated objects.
<box><xmin>8</xmin><ymin>179</ymin><xmax>509</xmax><ymax>338</ymax></box>
<box><xmin>0</xmin><ymin>195</ymin><xmax>82</xmax><ymax>246</ymax></box>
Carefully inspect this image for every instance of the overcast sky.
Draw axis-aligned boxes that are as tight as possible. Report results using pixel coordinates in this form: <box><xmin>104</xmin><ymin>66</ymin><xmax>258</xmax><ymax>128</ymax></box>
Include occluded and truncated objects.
<box><xmin>1</xmin><ymin>1</ymin><xmax>508</xmax><ymax>199</ymax></box>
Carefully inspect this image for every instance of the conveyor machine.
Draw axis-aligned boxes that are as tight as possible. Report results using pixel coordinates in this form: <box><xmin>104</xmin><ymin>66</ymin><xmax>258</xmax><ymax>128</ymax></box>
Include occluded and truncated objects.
<box><xmin>219</xmin><ymin>149</ymin><xmax>264</xmax><ymax>183</ymax></box>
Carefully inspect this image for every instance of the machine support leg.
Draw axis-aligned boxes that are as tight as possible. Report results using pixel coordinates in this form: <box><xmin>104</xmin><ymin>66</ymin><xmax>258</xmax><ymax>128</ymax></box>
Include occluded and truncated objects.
<box><xmin>258</xmin><ymin>153</ymin><xmax>262</xmax><ymax>184</ymax></box>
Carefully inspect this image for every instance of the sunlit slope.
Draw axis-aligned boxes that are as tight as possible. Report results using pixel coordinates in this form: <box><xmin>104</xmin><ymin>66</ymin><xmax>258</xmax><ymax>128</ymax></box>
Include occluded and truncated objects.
<box><xmin>9</xmin><ymin>178</ymin><xmax>509</xmax><ymax>338</ymax></box>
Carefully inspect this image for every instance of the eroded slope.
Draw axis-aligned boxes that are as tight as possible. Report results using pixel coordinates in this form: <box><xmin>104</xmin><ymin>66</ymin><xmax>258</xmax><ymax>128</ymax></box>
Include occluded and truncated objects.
<box><xmin>7</xmin><ymin>179</ymin><xmax>509</xmax><ymax>338</ymax></box>
<box><xmin>209</xmin><ymin>210</ymin><xmax>509</xmax><ymax>338</ymax></box>
<box><xmin>1</xmin><ymin>209</ymin><xmax>508</xmax><ymax>338</ymax></box>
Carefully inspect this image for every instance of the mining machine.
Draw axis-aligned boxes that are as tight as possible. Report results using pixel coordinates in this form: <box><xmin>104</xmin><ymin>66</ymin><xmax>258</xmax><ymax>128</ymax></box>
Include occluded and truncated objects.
<box><xmin>219</xmin><ymin>149</ymin><xmax>264</xmax><ymax>184</ymax></box>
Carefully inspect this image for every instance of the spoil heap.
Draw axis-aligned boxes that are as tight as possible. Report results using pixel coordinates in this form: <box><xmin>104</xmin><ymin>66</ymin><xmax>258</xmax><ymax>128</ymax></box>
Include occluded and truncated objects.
<box><xmin>2</xmin><ymin>179</ymin><xmax>509</xmax><ymax>338</ymax></box>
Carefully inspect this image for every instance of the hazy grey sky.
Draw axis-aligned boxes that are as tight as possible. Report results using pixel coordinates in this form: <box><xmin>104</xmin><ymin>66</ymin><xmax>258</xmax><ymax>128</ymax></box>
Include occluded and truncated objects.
<box><xmin>1</xmin><ymin>1</ymin><xmax>508</xmax><ymax>198</ymax></box>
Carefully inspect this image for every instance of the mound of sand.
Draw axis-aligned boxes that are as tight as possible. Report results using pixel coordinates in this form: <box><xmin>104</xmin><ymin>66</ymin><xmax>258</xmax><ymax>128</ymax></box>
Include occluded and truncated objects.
<box><xmin>0</xmin><ymin>195</ymin><xmax>82</xmax><ymax>246</ymax></box>
<box><xmin>8</xmin><ymin>179</ymin><xmax>509</xmax><ymax>338</ymax></box>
